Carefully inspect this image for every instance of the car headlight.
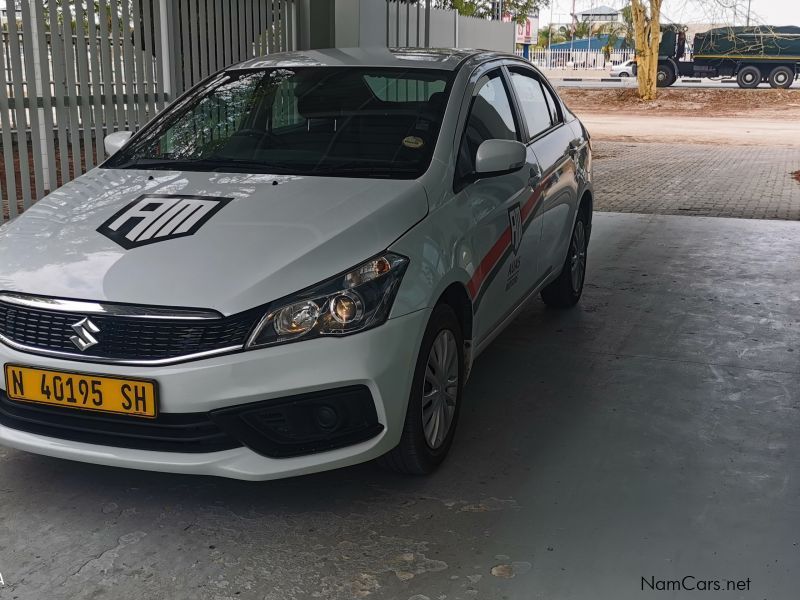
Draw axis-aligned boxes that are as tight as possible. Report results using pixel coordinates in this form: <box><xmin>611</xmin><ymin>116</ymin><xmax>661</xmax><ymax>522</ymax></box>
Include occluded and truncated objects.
<box><xmin>246</xmin><ymin>253</ymin><xmax>409</xmax><ymax>349</ymax></box>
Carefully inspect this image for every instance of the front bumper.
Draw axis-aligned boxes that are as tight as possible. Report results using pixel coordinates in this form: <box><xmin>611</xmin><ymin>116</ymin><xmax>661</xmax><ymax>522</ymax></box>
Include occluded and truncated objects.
<box><xmin>0</xmin><ymin>309</ymin><xmax>431</xmax><ymax>480</ymax></box>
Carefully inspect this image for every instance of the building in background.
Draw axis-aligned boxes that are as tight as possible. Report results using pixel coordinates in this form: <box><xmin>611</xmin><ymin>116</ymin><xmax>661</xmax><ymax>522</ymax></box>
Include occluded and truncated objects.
<box><xmin>576</xmin><ymin>4</ymin><xmax>623</xmax><ymax>25</ymax></box>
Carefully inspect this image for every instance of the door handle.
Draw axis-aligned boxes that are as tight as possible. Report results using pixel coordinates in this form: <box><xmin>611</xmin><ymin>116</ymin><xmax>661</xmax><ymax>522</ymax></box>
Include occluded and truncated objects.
<box><xmin>528</xmin><ymin>166</ymin><xmax>541</xmax><ymax>188</ymax></box>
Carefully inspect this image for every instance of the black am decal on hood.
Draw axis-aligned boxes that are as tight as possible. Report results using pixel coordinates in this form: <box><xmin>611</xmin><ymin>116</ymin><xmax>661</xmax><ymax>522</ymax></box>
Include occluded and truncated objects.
<box><xmin>97</xmin><ymin>194</ymin><xmax>233</xmax><ymax>250</ymax></box>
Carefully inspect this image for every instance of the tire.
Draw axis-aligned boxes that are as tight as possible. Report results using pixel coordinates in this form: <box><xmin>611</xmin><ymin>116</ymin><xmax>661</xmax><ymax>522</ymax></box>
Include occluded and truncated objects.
<box><xmin>380</xmin><ymin>304</ymin><xmax>464</xmax><ymax>475</ymax></box>
<box><xmin>768</xmin><ymin>66</ymin><xmax>794</xmax><ymax>89</ymax></box>
<box><xmin>619</xmin><ymin>72</ymin><xmax>630</xmax><ymax>78</ymax></box>
<box><xmin>541</xmin><ymin>208</ymin><xmax>589</xmax><ymax>308</ymax></box>
<box><xmin>737</xmin><ymin>65</ymin><xmax>761</xmax><ymax>88</ymax></box>
<box><xmin>656</xmin><ymin>64</ymin><xmax>675</xmax><ymax>87</ymax></box>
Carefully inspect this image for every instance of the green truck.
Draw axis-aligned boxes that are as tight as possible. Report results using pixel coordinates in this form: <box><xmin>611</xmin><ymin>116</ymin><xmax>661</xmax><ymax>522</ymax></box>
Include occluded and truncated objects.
<box><xmin>656</xmin><ymin>25</ymin><xmax>800</xmax><ymax>88</ymax></box>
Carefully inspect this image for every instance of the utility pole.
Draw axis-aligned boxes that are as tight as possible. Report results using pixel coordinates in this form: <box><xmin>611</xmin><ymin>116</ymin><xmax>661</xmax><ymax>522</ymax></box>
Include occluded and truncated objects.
<box><xmin>548</xmin><ymin>2</ymin><xmax>554</xmax><ymax>68</ymax></box>
<box><xmin>425</xmin><ymin>0</ymin><xmax>431</xmax><ymax>47</ymax></box>
<box><xmin>746</xmin><ymin>0</ymin><xmax>752</xmax><ymax>26</ymax></box>
<box><xmin>569</xmin><ymin>0</ymin><xmax>576</xmax><ymax>56</ymax></box>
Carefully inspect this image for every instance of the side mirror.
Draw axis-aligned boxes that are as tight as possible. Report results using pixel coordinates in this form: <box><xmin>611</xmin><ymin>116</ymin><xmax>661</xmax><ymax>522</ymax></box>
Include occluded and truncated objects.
<box><xmin>104</xmin><ymin>131</ymin><xmax>133</xmax><ymax>157</ymax></box>
<box><xmin>474</xmin><ymin>139</ymin><xmax>526</xmax><ymax>178</ymax></box>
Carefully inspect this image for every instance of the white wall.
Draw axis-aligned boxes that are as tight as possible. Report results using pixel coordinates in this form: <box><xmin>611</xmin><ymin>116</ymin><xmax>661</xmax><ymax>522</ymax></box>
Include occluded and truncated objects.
<box><xmin>345</xmin><ymin>0</ymin><xmax>514</xmax><ymax>52</ymax></box>
<box><xmin>458</xmin><ymin>14</ymin><xmax>514</xmax><ymax>52</ymax></box>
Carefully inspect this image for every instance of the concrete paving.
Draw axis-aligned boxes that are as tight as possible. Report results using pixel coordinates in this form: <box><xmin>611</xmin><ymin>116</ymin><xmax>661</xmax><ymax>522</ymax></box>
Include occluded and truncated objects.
<box><xmin>1</xmin><ymin>213</ymin><xmax>799</xmax><ymax>600</ymax></box>
<box><xmin>594</xmin><ymin>141</ymin><xmax>800</xmax><ymax>218</ymax></box>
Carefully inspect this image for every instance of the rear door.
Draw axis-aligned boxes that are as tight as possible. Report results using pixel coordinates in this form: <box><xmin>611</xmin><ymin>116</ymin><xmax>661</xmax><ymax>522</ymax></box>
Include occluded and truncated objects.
<box><xmin>456</xmin><ymin>68</ymin><xmax>542</xmax><ymax>343</ymax></box>
<box><xmin>506</xmin><ymin>66</ymin><xmax>580</xmax><ymax>276</ymax></box>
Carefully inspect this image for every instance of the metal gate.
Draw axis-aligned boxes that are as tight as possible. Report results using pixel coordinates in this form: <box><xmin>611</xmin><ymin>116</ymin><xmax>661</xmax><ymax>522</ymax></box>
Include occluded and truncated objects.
<box><xmin>0</xmin><ymin>0</ymin><xmax>296</xmax><ymax>222</ymax></box>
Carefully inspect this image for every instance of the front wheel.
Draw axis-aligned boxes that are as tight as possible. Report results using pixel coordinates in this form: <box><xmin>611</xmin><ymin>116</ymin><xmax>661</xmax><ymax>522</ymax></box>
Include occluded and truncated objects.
<box><xmin>541</xmin><ymin>209</ymin><xmax>589</xmax><ymax>308</ymax></box>
<box><xmin>380</xmin><ymin>304</ymin><xmax>464</xmax><ymax>475</ymax></box>
<box><xmin>656</xmin><ymin>64</ymin><xmax>675</xmax><ymax>87</ymax></box>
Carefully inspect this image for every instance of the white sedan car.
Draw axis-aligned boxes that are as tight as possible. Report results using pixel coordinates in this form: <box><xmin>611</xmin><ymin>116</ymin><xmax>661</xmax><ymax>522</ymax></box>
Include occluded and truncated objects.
<box><xmin>610</xmin><ymin>59</ymin><xmax>636</xmax><ymax>77</ymax></box>
<box><xmin>0</xmin><ymin>48</ymin><xmax>593</xmax><ymax>480</ymax></box>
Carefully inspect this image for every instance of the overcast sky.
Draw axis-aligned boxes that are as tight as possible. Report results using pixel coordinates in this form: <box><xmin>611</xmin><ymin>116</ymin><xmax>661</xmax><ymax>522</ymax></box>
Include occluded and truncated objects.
<box><xmin>541</xmin><ymin>0</ymin><xmax>800</xmax><ymax>27</ymax></box>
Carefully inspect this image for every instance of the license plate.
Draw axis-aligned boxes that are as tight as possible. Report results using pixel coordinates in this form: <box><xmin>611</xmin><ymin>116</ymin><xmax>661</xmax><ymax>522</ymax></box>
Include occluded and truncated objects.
<box><xmin>4</xmin><ymin>364</ymin><xmax>158</xmax><ymax>419</ymax></box>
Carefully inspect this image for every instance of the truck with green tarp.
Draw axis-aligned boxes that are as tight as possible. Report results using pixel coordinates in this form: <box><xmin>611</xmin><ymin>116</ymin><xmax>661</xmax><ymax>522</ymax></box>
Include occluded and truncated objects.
<box><xmin>655</xmin><ymin>25</ymin><xmax>800</xmax><ymax>88</ymax></box>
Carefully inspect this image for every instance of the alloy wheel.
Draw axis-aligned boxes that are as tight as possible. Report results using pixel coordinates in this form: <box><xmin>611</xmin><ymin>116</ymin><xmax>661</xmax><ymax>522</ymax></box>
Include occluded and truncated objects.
<box><xmin>570</xmin><ymin>221</ymin><xmax>587</xmax><ymax>293</ymax></box>
<box><xmin>422</xmin><ymin>329</ymin><xmax>459</xmax><ymax>449</ymax></box>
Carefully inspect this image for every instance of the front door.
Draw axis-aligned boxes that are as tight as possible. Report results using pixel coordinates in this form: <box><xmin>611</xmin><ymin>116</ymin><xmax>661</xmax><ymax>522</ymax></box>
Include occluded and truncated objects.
<box><xmin>455</xmin><ymin>69</ymin><xmax>544</xmax><ymax>343</ymax></box>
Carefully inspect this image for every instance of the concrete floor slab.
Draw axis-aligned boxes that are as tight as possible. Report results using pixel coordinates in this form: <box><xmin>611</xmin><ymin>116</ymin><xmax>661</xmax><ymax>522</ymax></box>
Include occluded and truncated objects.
<box><xmin>1</xmin><ymin>213</ymin><xmax>799</xmax><ymax>600</ymax></box>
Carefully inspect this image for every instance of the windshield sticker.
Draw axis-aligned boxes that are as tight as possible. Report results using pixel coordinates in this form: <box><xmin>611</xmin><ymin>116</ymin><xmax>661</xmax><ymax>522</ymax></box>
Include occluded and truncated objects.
<box><xmin>402</xmin><ymin>136</ymin><xmax>425</xmax><ymax>149</ymax></box>
<box><xmin>97</xmin><ymin>194</ymin><xmax>232</xmax><ymax>249</ymax></box>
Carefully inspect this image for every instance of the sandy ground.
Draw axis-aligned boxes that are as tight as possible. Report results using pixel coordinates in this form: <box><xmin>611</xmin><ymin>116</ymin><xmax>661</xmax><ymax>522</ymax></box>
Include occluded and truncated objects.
<box><xmin>580</xmin><ymin>114</ymin><xmax>800</xmax><ymax>146</ymax></box>
<box><xmin>560</xmin><ymin>88</ymin><xmax>800</xmax><ymax>146</ymax></box>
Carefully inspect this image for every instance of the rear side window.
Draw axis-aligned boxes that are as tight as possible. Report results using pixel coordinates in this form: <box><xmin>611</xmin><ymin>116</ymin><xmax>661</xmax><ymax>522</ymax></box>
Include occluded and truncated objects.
<box><xmin>540</xmin><ymin>80</ymin><xmax>563</xmax><ymax>125</ymax></box>
<box><xmin>455</xmin><ymin>70</ymin><xmax>519</xmax><ymax>189</ymax></box>
<box><xmin>509</xmin><ymin>70</ymin><xmax>554</xmax><ymax>140</ymax></box>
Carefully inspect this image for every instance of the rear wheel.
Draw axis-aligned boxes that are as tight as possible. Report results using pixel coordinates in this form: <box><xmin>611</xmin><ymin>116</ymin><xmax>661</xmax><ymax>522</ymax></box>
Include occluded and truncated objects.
<box><xmin>541</xmin><ymin>209</ymin><xmax>589</xmax><ymax>308</ymax></box>
<box><xmin>768</xmin><ymin>66</ymin><xmax>794</xmax><ymax>89</ymax></box>
<box><xmin>737</xmin><ymin>65</ymin><xmax>762</xmax><ymax>88</ymax></box>
<box><xmin>656</xmin><ymin>63</ymin><xmax>675</xmax><ymax>87</ymax></box>
<box><xmin>619</xmin><ymin>72</ymin><xmax>630</xmax><ymax>78</ymax></box>
<box><xmin>380</xmin><ymin>304</ymin><xmax>464</xmax><ymax>475</ymax></box>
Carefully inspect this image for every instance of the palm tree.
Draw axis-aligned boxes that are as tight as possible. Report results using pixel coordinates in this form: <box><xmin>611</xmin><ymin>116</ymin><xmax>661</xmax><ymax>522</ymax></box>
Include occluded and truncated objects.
<box><xmin>573</xmin><ymin>20</ymin><xmax>593</xmax><ymax>40</ymax></box>
<box><xmin>537</xmin><ymin>27</ymin><xmax>567</xmax><ymax>48</ymax></box>
<box><xmin>620</xmin><ymin>4</ymin><xmax>636</xmax><ymax>47</ymax></box>
<box><xmin>599</xmin><ymin>22</ymin><xmax>629</xmax><ymax>60</ymax></box>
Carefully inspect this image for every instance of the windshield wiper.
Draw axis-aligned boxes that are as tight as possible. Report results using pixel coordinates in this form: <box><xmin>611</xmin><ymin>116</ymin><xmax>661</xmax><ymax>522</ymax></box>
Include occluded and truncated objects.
<box><xmin>114</xmin><ymin>157</ymin><xmax>296</xmax><ymax>174</ymax></box>
<box><xmin>309</xmin><ymin>164</ymin><xmax>419</xmax><ymax>178</ymax></box>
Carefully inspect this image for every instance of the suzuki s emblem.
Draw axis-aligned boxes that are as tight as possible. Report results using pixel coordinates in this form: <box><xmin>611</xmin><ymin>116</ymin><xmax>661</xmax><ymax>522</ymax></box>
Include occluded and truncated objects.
<box><xmin>97</xmin><ymin>194</ymin><xmax>232</xmax><ymax>249</ymax></box>
<box><xmin>70</xmin><ymin>318</ymin><xmax>100</xmax><ymax>351</ymax></box>
<box><xmin>508</xmin><ymin>204</ymin><xmax>522</xmax><ymax>254</ymax></box>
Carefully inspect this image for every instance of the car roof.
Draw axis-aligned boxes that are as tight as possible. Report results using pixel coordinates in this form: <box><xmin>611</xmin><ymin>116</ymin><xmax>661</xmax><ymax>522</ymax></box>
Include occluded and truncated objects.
<box><xmin>231</xmin><ymin>47</ymin><xmax>514</xmax><ymax>72</ymax></box>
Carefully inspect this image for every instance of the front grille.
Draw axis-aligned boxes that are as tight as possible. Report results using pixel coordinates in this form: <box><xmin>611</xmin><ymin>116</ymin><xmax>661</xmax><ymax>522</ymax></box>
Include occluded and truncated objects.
<box><xmin>0</xmin><ymin>302</ymin><xmax>259</xmax><ymax>363</ymax></box>
<box><xmin>0</xmin><ymin>391</ymin><xmax>242</xmax><ymax>453</ymax></box>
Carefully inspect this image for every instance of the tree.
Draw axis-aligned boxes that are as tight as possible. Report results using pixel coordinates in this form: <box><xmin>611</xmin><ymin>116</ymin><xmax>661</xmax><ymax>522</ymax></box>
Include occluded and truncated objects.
<box><xmin>429</xmin><ymin>0</ymin><xmax>549</xmax><ymax>25</ymax></box>
<box><xmin>599</xmin><ymin>22</ymin><xmax>627</xmax><ymax>61</ymax></box>
<box><xmin>629</xmin><ymin>0</ymin><xmax>663</xmax><ymax>101</ymax></box>
<box><xmin>620</xmin><ymin>5</ymin><xmax>635</xmax><ymax>47</ymax></box>
<box><xmin>536</xmin><ymin>26</ymin><xmax>565</xmax><ymax>47</ymax></box>
<box><xmin>573</xmin><ymin>20</ymin><xmax>593</xmax><ymax>40</ymax></box>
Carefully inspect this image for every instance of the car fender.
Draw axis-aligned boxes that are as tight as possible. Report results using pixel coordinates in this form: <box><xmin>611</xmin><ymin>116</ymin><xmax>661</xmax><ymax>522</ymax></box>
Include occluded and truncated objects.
<box><xmin>388</xmin><ymin>190</ymin><xmax>474</xmax><ymax>322</ymax></box>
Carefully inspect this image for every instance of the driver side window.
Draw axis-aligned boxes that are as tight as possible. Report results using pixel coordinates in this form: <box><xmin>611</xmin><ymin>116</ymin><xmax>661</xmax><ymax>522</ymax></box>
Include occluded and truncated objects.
<box><xmin>455</xmin><ymin>70</ymin><xmax>519</xmax><ymax>191</ymax></box>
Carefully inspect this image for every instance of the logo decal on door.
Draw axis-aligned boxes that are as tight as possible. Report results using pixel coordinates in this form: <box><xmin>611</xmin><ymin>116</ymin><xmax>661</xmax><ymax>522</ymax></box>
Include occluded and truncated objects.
<box><xmin>508</xmin><ymin>204</ymin><xmax>522</xmax><ymax>254</ymax></box>
<box><xmin>98</xmin><ymin>194</ymin><xmax>232</xmax><ymax>249</ymax></box>
<box><xmin>505</xmin><ymin>204</ymin><xmax>523</xmax><ymax>291</ymax></box>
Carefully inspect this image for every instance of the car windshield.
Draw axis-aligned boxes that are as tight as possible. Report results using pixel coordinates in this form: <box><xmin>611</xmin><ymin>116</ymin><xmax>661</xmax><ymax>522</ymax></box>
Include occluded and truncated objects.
<box><xmin>104</xmin><ymin>67</ymin><xmax>453</xmax><ymax>179</ymax></box>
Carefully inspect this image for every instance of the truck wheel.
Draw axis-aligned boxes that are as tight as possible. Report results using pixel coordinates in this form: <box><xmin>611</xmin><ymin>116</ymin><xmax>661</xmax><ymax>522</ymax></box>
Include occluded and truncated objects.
<box><xmin>656</xmin><ymin>64</ymin><xmax>675</xmax><ymax>87</ymax></box>
<box><xmin>737</xmin><ymin>66</ymin><xmax>761</xmax><ymax>88</ymax></box>
<box><xmin>768</xmin><ymin>66</ymin><xmax>794</xmax><ymax>89</ymax></box>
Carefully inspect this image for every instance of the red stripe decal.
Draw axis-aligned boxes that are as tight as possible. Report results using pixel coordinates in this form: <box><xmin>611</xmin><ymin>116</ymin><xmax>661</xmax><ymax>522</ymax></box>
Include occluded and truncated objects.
<box><xmin>467</xmin><ymin>227</ymin><xmax>511</xmax><ymax>298</ymax></box>
<box><xmin>466</xmin><ymin>183</ymin><xmax>546</xmax><ymax>300</ymax></box>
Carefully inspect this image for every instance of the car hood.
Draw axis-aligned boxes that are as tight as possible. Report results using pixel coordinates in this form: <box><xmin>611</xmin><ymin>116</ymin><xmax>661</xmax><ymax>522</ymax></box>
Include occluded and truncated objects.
<box><xmin>0</xmin><ymin>168</ymin><xmax>428</xmax><ymax>315</ymax></box>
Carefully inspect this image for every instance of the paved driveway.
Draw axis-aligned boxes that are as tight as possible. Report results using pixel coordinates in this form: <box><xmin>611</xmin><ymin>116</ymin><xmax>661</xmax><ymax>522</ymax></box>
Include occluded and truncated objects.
<box><xmin>1</xmin><ymin>213</ymin><xmax>799</xmax><ymax>600</ymax></box>
<box><xmin>594</xmin><ymin>141</ymin><xmax>800</xmax><ymax>219</ymax></box>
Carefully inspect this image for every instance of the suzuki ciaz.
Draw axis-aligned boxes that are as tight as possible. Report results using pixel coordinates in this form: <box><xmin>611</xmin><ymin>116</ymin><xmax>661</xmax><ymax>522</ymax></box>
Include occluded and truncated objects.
<box><xmin>0</xmin><ymin>48</ymin><xmax>592</xmax><ymax>480</ymax></box>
